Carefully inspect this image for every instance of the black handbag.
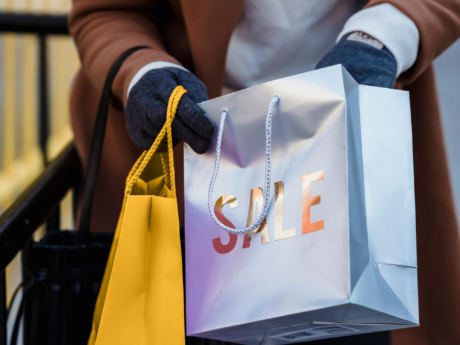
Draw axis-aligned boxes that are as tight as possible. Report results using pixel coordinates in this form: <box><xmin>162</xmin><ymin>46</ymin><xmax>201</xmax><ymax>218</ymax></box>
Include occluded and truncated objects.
<box><xmin>8</xmin><ymin>46</ymin><xmax>148</xmax><ymax>345</ymax></box>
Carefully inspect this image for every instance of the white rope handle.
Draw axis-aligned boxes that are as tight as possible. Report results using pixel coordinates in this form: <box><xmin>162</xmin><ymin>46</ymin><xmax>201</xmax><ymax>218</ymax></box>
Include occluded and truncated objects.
<box><xmin>208</xmin><ymin>95</ymin><xmax>280</xmax><ymax>234</ymax></box>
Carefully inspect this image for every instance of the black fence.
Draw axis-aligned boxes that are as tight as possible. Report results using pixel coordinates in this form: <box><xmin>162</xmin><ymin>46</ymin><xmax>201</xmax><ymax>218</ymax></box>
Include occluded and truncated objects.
<box><xmin>0</xmin><ymin>14</ymin><xmax>76</xmax><ymax>345</ymax></box>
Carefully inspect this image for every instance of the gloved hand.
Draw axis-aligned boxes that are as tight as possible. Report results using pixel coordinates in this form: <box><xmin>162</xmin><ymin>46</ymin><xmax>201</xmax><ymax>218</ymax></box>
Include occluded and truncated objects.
<box><xmin>316</xmin><ymin>32</ymin><xmax>397</xmax><ymax>88</ymax></box>
<box><xmin>125</xmin><ymin>67</ymin><xmax>215</xmax><ymax>154</ymax></box>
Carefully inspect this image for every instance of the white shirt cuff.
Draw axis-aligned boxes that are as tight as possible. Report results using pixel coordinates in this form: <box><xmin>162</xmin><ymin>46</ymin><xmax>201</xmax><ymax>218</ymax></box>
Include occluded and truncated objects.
<box><xmin>337</xmin><ymin>3</ymin><xmax>420</xmax><ymax>76</ymax></box>
<box><xmin>127</xmin><ymin>61</ymin><xmax>188</xmax><ymax>98</ymax></box>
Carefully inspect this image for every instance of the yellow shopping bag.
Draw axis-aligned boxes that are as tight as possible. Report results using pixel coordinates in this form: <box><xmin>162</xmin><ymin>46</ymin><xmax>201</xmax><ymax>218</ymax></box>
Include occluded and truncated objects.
<box><xmin>88</xmin><ymin>86</ymin><xmax>187</xmax><ymax>345</ymax></box>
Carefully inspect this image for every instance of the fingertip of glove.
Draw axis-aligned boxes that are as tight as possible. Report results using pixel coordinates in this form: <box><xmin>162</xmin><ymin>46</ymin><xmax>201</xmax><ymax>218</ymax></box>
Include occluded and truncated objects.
<box><xmin>177</xmin><ymin>95</ymin><xmax>216</xmax><ymax>138</ymax></box>
<box><xmin>191</xmin><ymin>138</ymin><xmax>211</xmax><ymax>155</ymax></box>
<box><xmin>201</xmin><ymin>111</ymin><xmax>216</xmax><ymax>138</ymax></box>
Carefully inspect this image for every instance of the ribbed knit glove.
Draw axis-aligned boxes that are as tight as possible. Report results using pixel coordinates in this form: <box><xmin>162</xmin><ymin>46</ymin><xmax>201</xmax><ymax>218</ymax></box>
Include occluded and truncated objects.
<box><xmin>125</xmin><ymin>67</ymin><xmax>215</xmax><ymax>154</ymax></box>
<box><xmin>316</xmin><ymin>32</ymin><xmax>397</xmax><ymax>88</ymax></box>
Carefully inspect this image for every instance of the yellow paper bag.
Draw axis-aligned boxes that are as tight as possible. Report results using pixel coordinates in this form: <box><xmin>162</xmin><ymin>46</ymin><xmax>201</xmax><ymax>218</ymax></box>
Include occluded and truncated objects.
<box><xmin>88</xmin><ymin>86</ymin><xmax>187</xmax><ymax>345</ymax></box>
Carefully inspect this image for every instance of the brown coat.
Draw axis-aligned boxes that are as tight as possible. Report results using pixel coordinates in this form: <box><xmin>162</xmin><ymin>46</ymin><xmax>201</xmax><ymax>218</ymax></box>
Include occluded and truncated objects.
<box><xmin>69</xmin><ymin>1</ymin><xmax>460</xmax><ymax>344</ymax></box>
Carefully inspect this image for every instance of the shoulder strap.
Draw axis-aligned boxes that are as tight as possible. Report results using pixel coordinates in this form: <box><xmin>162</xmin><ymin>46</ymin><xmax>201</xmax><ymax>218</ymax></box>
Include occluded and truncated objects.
<box><xmin>78</xmin><ymin>46</ymin><xmax>149</xmax><ymax>242</ymax></box>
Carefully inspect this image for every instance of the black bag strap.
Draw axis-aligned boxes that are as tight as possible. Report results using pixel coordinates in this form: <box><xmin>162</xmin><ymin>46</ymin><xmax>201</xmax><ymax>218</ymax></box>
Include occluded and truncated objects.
<box><xmin>9</xmin><ymin>277</ymin><xmax>45</xmax><ymax>345</ymax></box>
<box><xmin>78</xmin><ymin>46</ymin><xmax>149</xmax><ymax>242</ymax></box>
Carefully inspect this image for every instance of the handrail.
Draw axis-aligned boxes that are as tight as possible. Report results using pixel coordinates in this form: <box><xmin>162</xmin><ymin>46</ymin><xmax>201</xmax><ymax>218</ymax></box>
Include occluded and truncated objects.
<box><xmin>0</xmin><ymin>13</ymin><xmax>73</xmax><ymax>345</ymax></box>
<box><xmin>0</xmin><ymin>143</ymin><xmax>80</xmax><ymax>273</ymax></box>
<box><xmin>0</xmin><ymin>13</ymin><xmax>68</xmax><ymax>35</ymax></box>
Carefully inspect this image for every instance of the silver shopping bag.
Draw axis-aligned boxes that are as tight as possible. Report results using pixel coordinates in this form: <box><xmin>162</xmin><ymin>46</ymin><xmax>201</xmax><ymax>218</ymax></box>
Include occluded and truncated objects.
<box><xmin>184</xmin><ymin>65</ymin><xmax>418</xmax><ymax>344</ymax></box>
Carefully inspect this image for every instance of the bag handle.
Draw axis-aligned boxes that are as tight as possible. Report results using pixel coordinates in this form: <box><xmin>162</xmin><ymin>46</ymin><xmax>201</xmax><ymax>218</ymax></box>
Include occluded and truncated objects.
<box><xmin>124</xmin><ymin>85</ymin><xmax>186</xmax><ymax>196</ymax></box>
<box><xmin>78</xmin><ymin>46</ymin><xmax>149</xmax><ymax>240</ymax></box>
<box><xmin>207</xmin><ymin>95</ymin><xmax>280</xmax><ymax>235</ymax></box>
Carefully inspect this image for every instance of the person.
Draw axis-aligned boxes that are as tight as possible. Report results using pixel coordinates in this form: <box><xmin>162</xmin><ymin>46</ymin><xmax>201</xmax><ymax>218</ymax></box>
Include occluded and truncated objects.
<box><xmin>69</xmin><ymin>1</ymin><xmax>460</xmax><ymax>344</ymax></box>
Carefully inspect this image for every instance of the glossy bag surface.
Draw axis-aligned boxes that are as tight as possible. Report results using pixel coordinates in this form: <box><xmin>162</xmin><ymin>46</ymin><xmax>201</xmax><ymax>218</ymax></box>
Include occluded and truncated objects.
<box><xmin>184</xmin><ymin>66</ymin><xmax>418</xmax><ymax>344</ymax></box>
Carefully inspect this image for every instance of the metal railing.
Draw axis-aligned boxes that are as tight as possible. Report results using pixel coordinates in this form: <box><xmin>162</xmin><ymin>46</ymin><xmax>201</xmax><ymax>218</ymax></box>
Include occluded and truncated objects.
<box><xmin>0</xmin><ymin>13</ymin><xmax>69</xmax><ymax>165</ymax></box>
<box><xmin>0</xmin><ymin>14</ymin><xmax>76</xmax><ymax>345</ymax></box>
<box><xmin>0</xmin><ymin>14</ymin><xmax>68</xmax><ymax>35</ymax></box>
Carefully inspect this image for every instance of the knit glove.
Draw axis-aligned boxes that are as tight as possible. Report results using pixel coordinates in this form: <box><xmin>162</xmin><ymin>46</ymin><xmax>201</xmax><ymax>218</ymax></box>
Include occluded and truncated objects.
<box><xmin>316</xmin><ymin>32</ymin><xmax>397</xmax><ymax>88</ymax></box>
<box><xmin>125</xmin><ymin>67</ymin><xmax>215</xmax><ymax>154</ymax></box>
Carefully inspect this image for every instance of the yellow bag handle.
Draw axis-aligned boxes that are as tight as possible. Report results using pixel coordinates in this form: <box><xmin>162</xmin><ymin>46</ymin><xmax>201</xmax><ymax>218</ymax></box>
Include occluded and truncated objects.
<box><xmin>125</xmin><ymin>85</ymin><xmax>187</xmax><ymax>196</ymax></box>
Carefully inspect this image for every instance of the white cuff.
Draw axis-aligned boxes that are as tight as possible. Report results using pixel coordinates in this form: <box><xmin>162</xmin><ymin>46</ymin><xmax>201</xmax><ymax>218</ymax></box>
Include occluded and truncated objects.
<box><xmin>127</xmin><ymin>61</ymin><xmax>188</xmax><ymax>98</ymax></box>
<box><xmin>337</xmin><ymin>3</ymin><xmax>419</xmax><ymax>76</ymax></box>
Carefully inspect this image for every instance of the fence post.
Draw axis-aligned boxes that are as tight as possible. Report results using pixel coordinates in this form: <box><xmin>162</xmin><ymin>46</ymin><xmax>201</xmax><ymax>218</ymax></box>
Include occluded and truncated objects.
<box><xmin>38</xmin><ymin>33</ymin><xmax>60</xmax><ymax>230</ymax></box>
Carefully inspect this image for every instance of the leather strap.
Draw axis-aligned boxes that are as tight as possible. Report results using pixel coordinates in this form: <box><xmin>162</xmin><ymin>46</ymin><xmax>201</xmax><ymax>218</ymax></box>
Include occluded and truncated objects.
<box><xmin>78</xmin><ymin>46</ymin><xmax>149</xmax><ymax>242</ymax></box>
<box><xmin>9</xmin><ymin>278</ymin><xmax>45</xmax><ymax>345</ymax></box>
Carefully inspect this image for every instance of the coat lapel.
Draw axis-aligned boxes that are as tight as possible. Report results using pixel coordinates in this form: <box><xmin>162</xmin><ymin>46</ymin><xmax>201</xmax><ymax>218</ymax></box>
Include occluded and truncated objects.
<box><xmin>179</xmin><ymin>0</ymin><xmax>243</xmax><ymax>98</ymax></box>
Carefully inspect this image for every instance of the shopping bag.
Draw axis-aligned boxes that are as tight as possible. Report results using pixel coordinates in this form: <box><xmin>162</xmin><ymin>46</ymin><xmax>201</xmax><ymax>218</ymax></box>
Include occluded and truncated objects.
<box><xmin>7</xmin><ymin>47</ymin><xmax>146</xmax><ymax>345</ymax></box>
<box><xmin>89</xmin><ymin>86</ymin><xmax>186</xmax><ymax>345</ymax></box>
<box><xmin>184</xmin><ymin>65</ymin><xmax>418</xmax><ymax>344</ymax></box>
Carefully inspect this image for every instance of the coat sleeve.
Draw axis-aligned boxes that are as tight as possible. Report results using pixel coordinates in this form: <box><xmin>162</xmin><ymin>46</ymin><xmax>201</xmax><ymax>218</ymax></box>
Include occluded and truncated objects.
<box><xmin>366</xmin><ymin>0</ymin><xmax>460</xmax><ymax>84</ymax></box>
<box><xmin>69</xmin><ymin>0</ymin><xmax>180</xmax><ymax>105</ymax></box>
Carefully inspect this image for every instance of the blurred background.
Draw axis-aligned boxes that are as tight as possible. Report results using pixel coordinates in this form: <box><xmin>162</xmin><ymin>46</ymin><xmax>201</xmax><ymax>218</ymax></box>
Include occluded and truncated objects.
<box><xmin>0</xmin><ymin>0</ymin><xmax>78</xmax><ymax>341</ymax></box>
<box><xmin>0</xmin><ymin>0</ymin><xmax>458</xmax><ymax>343</ymax></box>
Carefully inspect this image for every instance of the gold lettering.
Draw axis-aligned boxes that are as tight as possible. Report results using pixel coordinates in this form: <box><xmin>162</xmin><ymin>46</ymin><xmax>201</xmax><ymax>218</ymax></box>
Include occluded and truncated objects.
<box><xmin>274</xmin><ymin>181</ymin><xmax>296</xmax><ymax>240</ymax></box>
<box><xmin>243</xmin><ymin>188</ymin><xmax>270</xmax><ymax>248</ymax></box>
<box><xmin>302</xmin><ymin>171</ymin><xmax>325</xmax><ymax>234</ymax></box>
<box><xmin>213</xmin><ymin>195</ymin><xmax>239</xmax><ymax>254</ymax></box>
